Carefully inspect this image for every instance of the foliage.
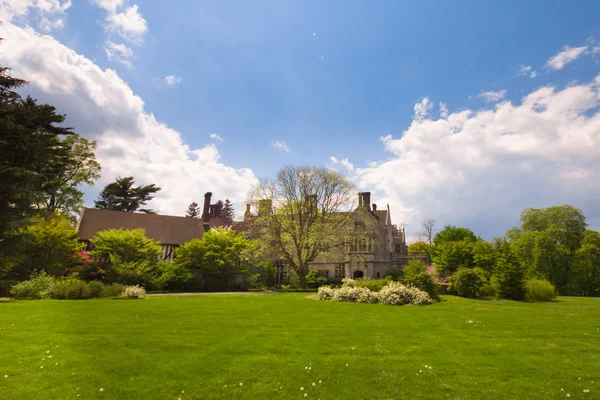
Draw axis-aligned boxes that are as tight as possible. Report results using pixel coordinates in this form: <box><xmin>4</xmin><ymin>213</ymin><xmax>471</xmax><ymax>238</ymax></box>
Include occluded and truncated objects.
<box><xmin>305</xmin><ymin>269</ymin><xmax>328</xmax><ymax>288</ymax></box>
<box><xmin>402</xmin><ymin>272</ymin><xmax>440</xmax><ymax>300</ymax></box>
<box><xmin>90</xmin><ymin>228</ymin><xmax>162</xmax><ymax>264</ymax></box>
<box><xmin>433</xmin><ymin>239</ymin><xmax>476</xmax><ymax>275</ymax></box>
<box><xmin>331</xmin><ymin>286</ymin><xmax>378</xmax><ymax>303</ymax></box>
<box><xmin>94</xmin><ymin>176</ymin><xmax>161</xmax><ymax>214</ymax></box>
<box><xmin>101</xmin><ymin>283</ymin><xmax>125</xmax><ymax>297</ymax></box>
<box><xmin>402</xmin><ymin>259</ymin><xmax>427</xmax><ymax>277</ymax></box>
<box><xmin>221</xmin><ymin>199</ymin><xmax>236</xmax><ymax>223</ymax></box>
<box><xmin>449</xmin><ymin>267</ymin><xmax>487</xmax><ymax>298</ymax></box>
<box><xmin>185</xmin><ymin>202</ymin><xmax>201</xmax><ymax>218</ymax></box>
<box><xmin>568</xmin><ymin>230</ymin><xmax>600</xmax><ymax>296</ymax></box>
<box><xmin>377</xmin><ymin>281</ymin><xmax>432</xmax><ymax>305</ymax></box>
<box><xmin>354</xmin><ymin>277</ymin><xmax>391</xmax><ymax>292</ymax></box>
<box><xmin>519</xmin><ymin>205</ymin><xmax>586</xmax><ymax>253</ymax></box>
<box><xmin>408</xmin><ymin>241</ymin><xmax>430</xmax><ymax>255</ymax></box>
<box><xmin>493</xmin><ymin>258</ymin><xmax>526</xmax><ymax>300</ymax></box>
<box><xmin>0</xmin><ymin>279</ymin><xmax>19</xmax><ymax>297</ymax></box>
<box><xmin>479</xmin><ymin>283</ymin><xmax>496</xmax><ymax>298</ymax></box>
<box><xmin>38</xmin><ymin>135</ymin><xmax>101</xmax><ymax>222</ymax></box>
<box><xmin>321</xmin><ymin>279</ymin><xmax>432</xmax><ymax>305</ymax></box>
<box><xmin>10</xmin><ymin>271</ymin><xmax>55</xmax><ymax>299</ymax></box>
<box><xmin>88</xmin><ymin>281</ymin><xmax>104</xmax><ymax>298</ymax></box>
<box><xmin>432</xmin><ymin>225</ymin><xmax>477</xmax><ymax>247</ymax></box>
<box><xmin>51</xmin><ymin>277</ymin><xmax>92</xmax><ymax>300</ymax></box>
<box><xmin>471</xmin><ymin>240</ymin><xmax>496</xmax><ymax>274</ymax></box>
<box><xmin>525</xmin><ymin>279</ymin><xmax>556</xmax><ymax>302</ymax></box>
<box><xmin>122</xmin><ymin>285</ymin><xmax>146</xmax><ymax>299</ymax></box>
<box><xmin>173</xmin><ymin>227</ymin><xmax>253</xmax><ymax>291</ymax></box>
<box><xmin>249</xmin><ymin>165</ymin><xmax>356</xmax><ymax>289</ymax></box>
<box><xmin>10</xmin><ymin>216</ymin><xmax>84</xmax><ymax>279</ymax></box>
<box><xmin>317</xmin><ymin>286</ymin><xmax>334</xmax><ymax>300</ymax></box>
<box><xmin>384</xmin><ymin>269</ymin><xmax>402</xmax><ymax>281</ymax></box>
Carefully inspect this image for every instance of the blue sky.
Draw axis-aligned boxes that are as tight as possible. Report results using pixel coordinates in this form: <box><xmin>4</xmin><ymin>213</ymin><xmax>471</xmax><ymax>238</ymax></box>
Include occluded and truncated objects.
<box><xmin>2</xmin><ymin>0</ymin><xmax>600</xmax><ymax>239</ymax></box>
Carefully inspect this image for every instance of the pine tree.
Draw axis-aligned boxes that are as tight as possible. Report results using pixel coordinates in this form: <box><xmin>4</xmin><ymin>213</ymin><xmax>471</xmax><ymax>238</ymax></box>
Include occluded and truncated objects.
<box><xmin>185</xmin><ymin>202</ymin><xmax>201</xmax><ymax>218</ymax></box>
<box><xmin>222</xmin><ymin>199</ymin><xmax>236</xmax><ymax>223</ymax></box>
<box><xmin>94</xmin><ymin>177</ymin><xmax>161</xmax><ymax>214</ymax></box>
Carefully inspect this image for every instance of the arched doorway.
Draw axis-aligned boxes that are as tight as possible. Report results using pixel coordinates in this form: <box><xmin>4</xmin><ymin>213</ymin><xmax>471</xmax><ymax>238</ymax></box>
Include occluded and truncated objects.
<box><xmin>353</xmin><ymin>270</ymin><xmax>364</xmax><ymax>279</ymax></box>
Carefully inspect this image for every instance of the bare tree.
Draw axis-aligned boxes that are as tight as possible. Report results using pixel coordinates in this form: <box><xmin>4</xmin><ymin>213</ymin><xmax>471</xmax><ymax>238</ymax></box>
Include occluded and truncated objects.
<box><xmin>249</xmin><ymin>166</ymin><xmax>356</xmax><ymax>288</ymax></box>
<box><xmin>420</xmin><ymin>218</ymin><xmax>436</xmax><ymax>245</ymax></box>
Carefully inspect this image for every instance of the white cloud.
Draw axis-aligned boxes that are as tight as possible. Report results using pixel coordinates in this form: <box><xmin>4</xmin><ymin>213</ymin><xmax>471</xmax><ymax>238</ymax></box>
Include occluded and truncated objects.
<box><xmin>2</xmin><ymin>0</ymin><xmax>71</xmax><ymax>30</ymax></box>
<box><xmin>165</xmin><ymin>75</ymin><xmax>182</xmax><ymax>85</ymax></box>
<box><xmin>1</xmin><ymin>22</ymin><xmax>258</xmax><ymax>216</ymax></box>
<box><xmin>104</xmin><ymin>40</ymin><xmax>133</xmax><ymax>67</ymax></box>
<box><xmin>330</xmin><ymin>156</ymin><xmax>354</xmax><ymax>171</ymax></box>
<box><xmin>413</xmin><ymin>97</ymin><xmax>432</xmax><ymax>120</ymax></box>
<box><xmin>439</xmin><ymin>102</ymin><xmax>448</xmax><ymax>118</ymax></box>
<box><xmin>91</xmin><ymin>0</ymin><xmax>123</xmax><ymax>13</ymax></box>
<box><xmin>105</xmin><ymin>5</ymin><xmax>148</xmax><ymax>44</ymax></box>
<box><xmin>271</xmin><ymin>140</ymin><xmax>290</xmax><ymax>152</ymax></box>
<box><xmin>546</xmin><ymin>45</ymin><xmax>588</xmax><ymax>70</ymax></box>
<box><xmin>517</xmin><ymin>64</ymin><xmax>537</xmax><ymax>79</ymax></box>
<box><xmin>478</xmin><ymin>89</ymin><xmax>507</xmax><ymax>103</ymax></box>
<box><xmin>210</xmin><ymin>133</ymin><xmax>223</xmax><ymax>142</ymax></box>
<box><xmin>356</xmin><ymin>75</ymin><xmax>600</xmax><ymax>237</ymax></box>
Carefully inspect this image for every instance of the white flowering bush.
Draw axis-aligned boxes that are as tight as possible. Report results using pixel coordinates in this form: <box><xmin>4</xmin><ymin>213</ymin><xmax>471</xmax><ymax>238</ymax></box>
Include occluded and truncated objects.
<box><xmin>341</xmin><ymin>278</ymin><xmax>356</xmax><ymax>287</ymax></box>
<box><xmin>355</xmin><ymin>287</ymin><xmax>378</xmax><ymax>303</ymax></box>
<box><xmin>121</xmin><ymin>285</ymin><xmax>146</xmax><ymax>299</ymax></box>
<box><xmin>332</xmin><ymin>286</ymin><xmax>361</xmax><ymax>302</ymax></box>
<box><xmin>378</xmin><ymin>281</ymin><xmax>432</xmax><ymax>305</ymax></box>
<box><xmin>317</xmin><ymin>286</ymin><xmax>334</xmax><ymax>300</ymax></box>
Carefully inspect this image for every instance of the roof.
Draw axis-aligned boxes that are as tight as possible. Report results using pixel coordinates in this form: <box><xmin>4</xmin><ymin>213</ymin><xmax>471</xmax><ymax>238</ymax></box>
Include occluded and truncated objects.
<box><xmin>76</xmin><ymin>207</ymin><xmax>208</xmax><ymax>245</ymax></box>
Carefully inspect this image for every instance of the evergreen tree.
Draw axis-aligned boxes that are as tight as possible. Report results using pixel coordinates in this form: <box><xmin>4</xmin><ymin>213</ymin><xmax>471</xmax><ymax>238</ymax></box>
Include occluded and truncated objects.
<box><xmin>94</xmin><ymin>177</ymin><xmax>161</xmax><ymax>214</ymax></box>
<box><xmin>222</xmin><ymin>199</ymin><xmax>235</xmax><ymax>223</ymax></box>
<box><xmin>185</xmin><ymin>202</ymin><xmax>201</xmax><ymax>218</ymax></box>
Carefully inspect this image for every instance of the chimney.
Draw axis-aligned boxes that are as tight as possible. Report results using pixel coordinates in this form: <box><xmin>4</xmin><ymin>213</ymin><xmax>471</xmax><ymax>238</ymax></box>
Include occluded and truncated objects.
<box><xmin>202</xmin><ymin>192</ymin><xmax>212</xmax><ymax>230</ymax></box>
<box><xmin>244</xmin><ymin>204</ymin><xmax>252</xmax><ymax>221</ymax></box>
<box><xmin>258</xmin><ymin>199</ymin><xmax>272</xmax><ymax>217</ymax></box>
<box><xmin>372</xmin><ymin>204</ymin><xmax>377</xmax><ymax>211</ymax></box>
<box><xmin>361</xmin><ymin>192</ymin><xmax>371</xmax><ymax>211</ymax></box>
<box><xmin>358</xmin><ymin>192</ymin><xmax>363</xmax><ymax>208</ymax></box>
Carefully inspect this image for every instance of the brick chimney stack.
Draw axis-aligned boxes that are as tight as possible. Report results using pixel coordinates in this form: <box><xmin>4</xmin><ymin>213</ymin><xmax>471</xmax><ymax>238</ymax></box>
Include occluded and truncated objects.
<box><xmin>202</xmin><ymin>192</ymin><xmax>212</xmax><ymax>230</ymax></box>
<box><xmin>372</xmin><ymin>203</ymin><xmax>377</xmax><ymax>211</ymax></box>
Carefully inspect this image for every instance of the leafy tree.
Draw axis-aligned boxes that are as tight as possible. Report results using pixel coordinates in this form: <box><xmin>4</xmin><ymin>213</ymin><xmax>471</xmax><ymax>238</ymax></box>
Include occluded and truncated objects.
<box><xmin>249</xmin><ymin>166</ymin><xmax>356</xmax><ymax>289</ymax></box>
<box><xmin>493</xmin><ymin>257</ymin><xmax>526</xmax><ymax>300</ymax></box>
<box><xmin>432</xmin><ymin>225</ymin><xmax>477</xmax><ymax>247</ymax></box>
<box><xmin>408</xmin><ymin>241</ymin><xmax>430</xmax><ymax>255</ymax></box>
<box><xmin>94</xmin><ymin>176</ymin><xmax>161</xmax><ymax>214</ymax></box>
<box><xmin>89</xmin><ymin>228</ymin><xmax>162</xmax><ymax>263</ymax></box>
<box><xmin>185</xmin><ymin>202</ymin><xmax>201</xmax><ymax>218</ymax></box>
<box><xmin>38</xmin><ymin>135</ymin><xmax>101</xmax><ymax>221</ymax></box>
<box><xmin>568</xmin><ymin>230</ymin><xmax>600</xmax><ymax>296</ymax></box>
<box><xmin>222</xmin><ymin>199</ymin><xmax>236</xmax><ymax>223</ymax></box>
<box><xmin>305</xmin><ymin>269</ymin><xmax>328</xmax><ymax>288</ymax></box>
<box><xmin>520</xmin><ymin>205</ymin><xmax>586</xmax><ymax>253</ymax></box>
<box><xmin>173</xmin><ymin>227</ymin><xmax>254</xmax><ymax>290</ymax></box>
<box><xmin>449</xmin><ymin>267</ymin><xmax>487</xmax><ymax>298</ymax></box>
<box><xmin>433</xmin><ymin>239</ymin><xmax>475</xmax><ymax>275</ymax></box>
<box><xmin>402</xmin><ymin>259</ymin><xmax>427</xmax><ymax>277</ymax></box>
<box><xmin>7</xmin><ymin>216</ymin><xmax>84</xmax><ymax>280</ymax></box>
<box><xmin>472</xmin><ymin>240</ymin><xmax>496</xmax><ymax>274</ymax></box>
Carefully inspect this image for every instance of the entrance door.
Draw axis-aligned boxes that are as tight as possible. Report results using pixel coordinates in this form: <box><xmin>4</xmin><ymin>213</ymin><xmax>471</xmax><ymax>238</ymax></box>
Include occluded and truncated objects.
<box><xmin>353</xmin><ymin>270</ymin><xmax>364</xmax><ymax>279</ymax></box>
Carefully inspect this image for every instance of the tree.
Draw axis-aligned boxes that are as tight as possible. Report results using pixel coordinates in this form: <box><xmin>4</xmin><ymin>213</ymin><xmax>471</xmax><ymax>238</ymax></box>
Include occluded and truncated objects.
<box><xmin>173</xmin><ymin>227</ymin><xmax>254</xmax><ymax>290</ymax></box>
<box><xmin>250</xmin><ymin>166</ymin><xmax>356</xmax><ymax>289</ymax></box>
<box><xmin>568</xmin><ymin>230</ymin><xmax>600</xmax><ymax>296</ymax></box>
<box><xmin>38</xmin><ymin>135</ymin><xmax>101</xmax><ymax>221</ymax></box>
<box><xmin>493</xmin><ymin>257</ymin><xmax>525</xmax><ymax>300</ymax></box>
<box><xmin>89</xmin><ymin>228</ymin><xmax>162</xmax><ymax>264</ymax></box>
<box><xmin>94</xmin><ymin>177</ymin><xmax>161</xmax><ymax>214</ymax></box>
<box><xmin>432</xmin><ymin>226</ymin><xmax>477</xmax><ymax>247</ymax></box>
<box><xmin>222</xmin><ymin>199</ymin><xmax>236</xmax><ymax>223</ymax></box>
<box><xmin>449</xmin><ymin>267</ymin><xmax>487</xmax><ymax>298</ymax></box>
<box><xmin>520</xmin><ymin>205</ymin><xmax>586</xmax><ymax>253</ymax></box>
<box><xmin>185</xmin><ymin>202</ymin><xmax>201</xmax><ymax>218</ymax></box>
<box><xmin>408</xmin><ymin>241</ymin><xmax>430</xmax><ymax>255</ymax></box>
<box><xmin>434</xmin><ymin>239</ymin><xmax>476</xmax><ymax>275</ymax></box>
<box><xmin>420</xmin><ymin>218</ymin><xmax>436</xmax><ymax>245</ymax></box>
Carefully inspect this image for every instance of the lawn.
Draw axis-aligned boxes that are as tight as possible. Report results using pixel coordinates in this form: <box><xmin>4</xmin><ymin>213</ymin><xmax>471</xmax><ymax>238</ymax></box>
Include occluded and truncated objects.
<box><xmin>0</xmin><ymin>294</ymin><xmax>598</xmax><ymax>400</ymax></box>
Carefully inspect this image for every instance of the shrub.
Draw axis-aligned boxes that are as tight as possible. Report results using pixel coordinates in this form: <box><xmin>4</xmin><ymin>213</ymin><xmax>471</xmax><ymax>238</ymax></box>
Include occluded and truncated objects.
<box><xmin>384</xmin><ymin>270</ymin><xmax>402</xmax><ymax>281</ymax></box>
<box><xmin>403</xmin><ymin>259</ymin><xmax>427</xmax><ymax>277</ymax></box>
<box><xmin>355</xmin><ymin>287</ymin><xmax>379</xmax><ymax>303</ymax></box>
<box><xmin>122</xmin><ymin>285</ymin><xmax>146</xmax><ymax>299</ymax></box>
<box><xmin>317</xmin><ymin>286</ymin><xmax>334</xmax><ymax>300</ymax></box>
<box><xmin>10</xmin><ymin>271</ymin><xmax>55</xmax><ymax>299</ymax></box>
<box><xmin>525</xmin><ymin>279</ymin><xmax>556</xmax><ymax>302</ymax></box>
<box><xmin>449</xmin><ymin>267</ymin><xmax>487</xmax><ymax>298</ymax></box>
<box><xmin>341</xmin><ymin>278</ymin><xmax>356</xmax><ymax>287</ymax></box>
<box><xmin>377</xmin><ymin>281</ymin><xmax>432</xmax><ymax>305</ymax></box>
<box><xmin>493</xmin><ymin>259</ymin><xmax>526</xmax><ymax>300</ymax></box>
<box><xmin>90</xmin><ymin>228</ymin><xmax>162</xmax><ymax>264</ymax></box>
<box><xmin>51</xmin><ymin>278</ymin><xmax>91</xmax><ymax>300</ymax></box>
<box><xmin>0</xmin><ymin>280</ymin><xmax>19</xmax><ymax>297</ymax></box>
<box><xmin>479</xmin><ymin>283</ymin><xmax>496</xmax><ymax>298</ymax></box>
<box><xmin>354</xmin><ymin>278</ymin><xmax>390</xmax><ymax>292</ymax></box>
<box><xmin>88</xmin><ymin>281</ymin><xmax>104</xmax><ymax>298</ymax></box>
<box><xmin>305</xmin><ymin>269</ymin><xmax>328</xmax><ymax>288</ymax></box>
<box><xmin>402</xmin><ymin>272</ymin><xmax>440</xmax><ymax>300</ymax></box>
<box><xmin>332</xmin><ymin>286</ymin><xmax>361</xmax><ymax>302</ymax></box>
<box><xmin>101</xmin><ymin>283</ymin><xmax>125</xmax><ymax>298</ymax></box>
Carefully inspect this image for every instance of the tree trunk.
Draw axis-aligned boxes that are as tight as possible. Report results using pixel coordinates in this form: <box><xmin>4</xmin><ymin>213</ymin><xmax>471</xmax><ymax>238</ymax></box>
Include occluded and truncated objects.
<box><xmin>299</xmin><ymin>272</ymin><xmax>307</xmax><ymax>289</ymax></box>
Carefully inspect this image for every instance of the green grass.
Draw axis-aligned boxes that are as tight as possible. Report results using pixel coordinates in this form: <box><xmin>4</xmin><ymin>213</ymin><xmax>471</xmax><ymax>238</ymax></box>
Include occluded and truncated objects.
<box><xmin>0</xmin><ymin>295</ymin><xmax>599</xmax><ymax>400</ymax></box>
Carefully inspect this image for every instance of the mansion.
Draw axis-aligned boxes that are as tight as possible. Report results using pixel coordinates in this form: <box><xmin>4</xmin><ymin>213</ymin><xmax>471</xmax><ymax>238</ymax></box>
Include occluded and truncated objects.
<box><xmin>76</xmin><ymin>192</ymin><xmax>427</xmax><ymax>282</ymax></box>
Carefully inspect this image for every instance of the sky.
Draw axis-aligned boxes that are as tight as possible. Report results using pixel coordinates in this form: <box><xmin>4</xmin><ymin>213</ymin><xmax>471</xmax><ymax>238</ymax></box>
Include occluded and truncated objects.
<box><xmin>1</xmin><ymin>0</ymin><xmax>600</xmax><ymax>240</ymax></box>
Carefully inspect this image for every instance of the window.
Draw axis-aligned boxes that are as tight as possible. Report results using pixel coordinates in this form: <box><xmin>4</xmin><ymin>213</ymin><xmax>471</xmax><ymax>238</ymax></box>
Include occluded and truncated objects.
<box><xmin>395</xmin><ymin>244</ymin><xmax>403</xmax><ymax>253</ymax></box>
<box><xmin>335</xmin><ymin>264</ymin><xmax>344</xmax><ymax>279</ymax></box>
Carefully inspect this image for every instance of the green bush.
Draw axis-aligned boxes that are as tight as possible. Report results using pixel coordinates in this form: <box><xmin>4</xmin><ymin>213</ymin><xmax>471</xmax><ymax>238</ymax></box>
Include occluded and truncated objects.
<box><xmin>384</xmin><ymin>270</ymin><xmax>402</xmax><ymax>281</ymax></box>
<box><xmin>403</xmin><ymin>259</ymin><xmax>427</xmax><ymax>277</ymax></box>
<box><xmin>101</xmin><ymin>283</ymin><xmax>125</xmax><ymax>298</ymax></box>
<box><xmin>305</xmin><ymin>269</ymin><xmax>328</xmax><ymax>288</ymax></box>
<box><xmin>493</xmin><ymin>259</ymin><xmax>526</xmax><ymax>300</ymax></box>
<box><xmin>88</xmin><ymin>281</ymin><xmax>104</xmax><ymax>298</ymax></box>
<box><xmin>449</xmin><ymin>267</ymin><xmax>487</xmax><ymax>298</ymax></box>
<box><xmin>10</xmin><ymin>271</ymin><xmax>55</xmax><ymax>299</ymax></box>
<box><xmin>355</xmin><ymin>278</ymin><xmax>391</xmax><ymax>292</ymax></box>
<box><xmin>90</xmin><ymin>228</ymin><xmax>162</xmax><ymax>264</ymax></box>
<box><xmin>525</xmin><ymin>279</ymin><xmax>556</xmax><ymax>302</ymax></box>
<box><xmin>479</xmin><ymin>283</ymin><xmax>496</xmax><ymax>298</ymax></box>
<box><xmin>0</xmin><ymin>280</ymin><xmax>19</xmax><ymax>297</ymax></box>
<box><xmin>402</xmin><ymin>272</ymin><xmax>440</xmax><ymax>301</ymax></box>
<box><xmin>51</xmin><ymin>278</ymin><xmax>91</xmax><ymax>300</ymax></box>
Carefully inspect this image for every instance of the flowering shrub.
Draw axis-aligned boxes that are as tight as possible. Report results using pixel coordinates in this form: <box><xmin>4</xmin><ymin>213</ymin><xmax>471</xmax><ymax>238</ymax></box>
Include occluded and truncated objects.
<box><xmin>378</xmin><ymin>281</ymin><xmax>432</xmax><ymax>305</ymax></box>
<box><xmin>320</xmin><ymin>281</ymin><xmax>431</xmax><ymax>306</ymax></box>
<box><xmin>121</xmin><ymin>285</ymin><xmax>146</xmax><ymax>299</ymax></box>
<box><xmin>341</xmin><ymin>278</ymin><xmax>357</xmax><ymax>287</ymax></box>
<box><xmin>317</xmin><ymin>286</ymin><xmax>334</xmax><ymax>300</ymax></box>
